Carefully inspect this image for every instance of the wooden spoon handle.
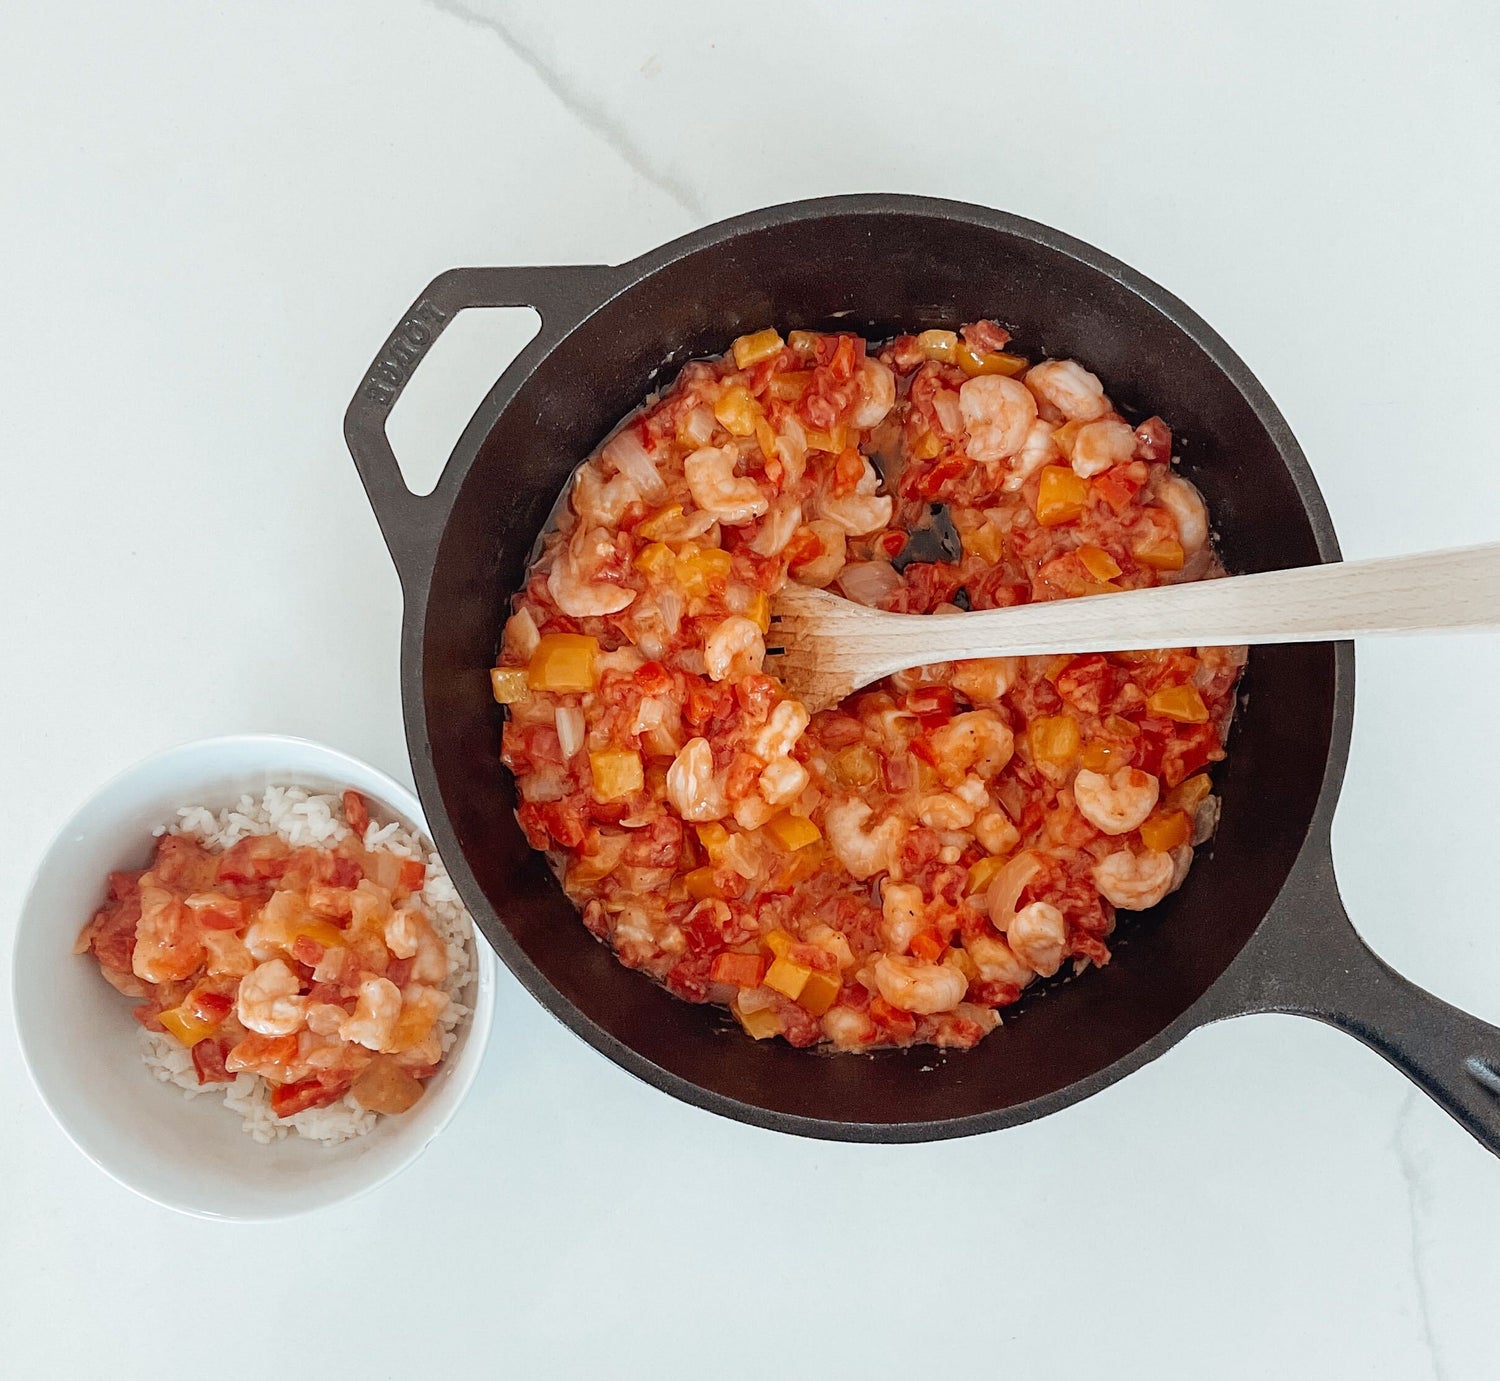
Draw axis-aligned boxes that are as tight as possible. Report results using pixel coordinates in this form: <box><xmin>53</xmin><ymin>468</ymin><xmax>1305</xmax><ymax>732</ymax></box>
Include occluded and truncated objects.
<box><xmin>863</xmin><ymin>543</ymin><xmax>1500</xmax><ymax>670</ymax></box>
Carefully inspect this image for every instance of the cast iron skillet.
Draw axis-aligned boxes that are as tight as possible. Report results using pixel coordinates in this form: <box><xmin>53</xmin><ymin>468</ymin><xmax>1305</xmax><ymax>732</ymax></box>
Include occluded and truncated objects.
<box><xmin>344</xmin><ymin>194</ymin><xmax>1500</xmax><ymax>1149</ymax></box>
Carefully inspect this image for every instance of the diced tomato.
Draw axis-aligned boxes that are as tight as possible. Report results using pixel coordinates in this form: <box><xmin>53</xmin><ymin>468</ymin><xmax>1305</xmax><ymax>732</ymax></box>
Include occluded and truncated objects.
<box><xmin>191</xmin><ymin>1038</ymin><xmax>231</xmax><ymax>1085</ymax></box>
<box><xmin>1069</xmin><ymin>933</ymin><xmax>1113</xmax><ymax>967</ymax></box>
<box><xmin>131</xmin><ymin>1001</ymin><xmax>165</xmax><ymax>1032</ymax></box>
<box><xmin>914</xmin><ymin>454</ymin><xmax>968</xmax><ymax>499</ymax></box>
<box><xmin>903</xmin><ymin>684</ymin><xmax>957</xmax><ymax>727</ymax></box>
<box><xmin>710</xmin><ymin>951</ymin><xmax>768</xmax><ymax>987</ymax></box>
<box><xmin>684</xmin><ymin>679</ymin><xmax>735</xmax><ymax>734</ymax></box>
<box><xmin>89</xmin><ymin>897</ymin><xmax>141</xmax><ymax>972</ymax></box>
<box><xmin>1054</xmin><ymin>654</ymin><xmax>1112</xmax><ymax>716</ymax></box>
<box><xmin>342</xmin><ymin>790</ymin><xmax>371</xmax><ymax>837</ymax></box>
<box><xmin>270</xmin><ymin>1076</ymin><xmax>349</xmax><ymax>1119</ymax></box>
<box><xmin>397</xmin><ymin>859</ymin><xmax>426</xmax><ymax>893</ymax></box>
<box><xmin>826</xmin><ymin>334</ymin><xmax>861</xmax><ymax>382</ymax></box>
<box><xmin>291</xmin><ymin>935</ymin><xmax>326</xmax><ymax>968</ymax></box>
<box><xmin>107</xmin><ymin>870</ymin><xmax>140</xmax><ymax>901</ymax></box>
<box><xmin>216</xmin><ymin>835</ymin><xmax>291</xmax><ymax>884</ymax></box>
<box><xmin>969</xmin><ymin>979</ymin><xmax>1023</xmax><ymax>1008</ymax></box>
<box><xmin>832</xmin><ymin>447</ymin><xmax>867</xmax><ymax>495</ymax></box>
<box><xmin>811</xmin><ymin>711</ymin><xmax>864</xmax><ymax>750</ymax></box>
<box><xmin>517</xmin><ymin>798</ymin><xmax>587</xmax><ymax>849</ymax></box>
<box><xmin>664</xmin><ymin>954</ymin><xmax>716</xmax><ymax>1002</ymax></box>
<box><xmin>1091</xmin><ymin>462</ymin><xmax>1148</xmax><ymax>513</ymax></box>
<box><xmin>723</xmin><ymin>751</ymin><xmax>763</xmax><ymax>802</ymax></box>
<box><xmin>1134</xmin><ymin>416</ymin><xmax>1172</xmax><ymax>462</ymax></box>
<box><xmin>634</xmin><ymin>660</ymin><xmax>674</xmax><ymax>696</ymax></box>
<box><xmin>734</xmin><ymin>674</ymin><xmax>778</xmax><ymax>721</ymax></box>
<box><xmin>326</xmin><ymin>853</ymin><xmax>364</xmax><ymax>888</ymax></box>
<box><xmin>909</xmin><ymin>928</ymin><xmax>947</xmax><ymax>963</ymax></box>
<box><xmin>227</xmin><ymin>1033</ymin><xmax>299</xmax><ymax>1073</ymax></box>
<box><xmin>623</xmin><ymin>815</ymin><xmax>683</xmax><ymax>868</ymax></box>
<box><xmin>869</xmin><ymin>996</ymin><xmax>918</xmax><ymax>1040</ymax></box>
<box><xmin>783</xmin><ymin>528</ymin><xmax>823</xmax><ymax>573</ymax></box>
<box><xmin>1160</xmin><ymin>722</ymin><xmax>1223</xmax><ymax>787</ymax></box>
<box><xmin>385</xmin><ymin>956</ymin><xmax>414</xmax><ymax>988</ymax></box>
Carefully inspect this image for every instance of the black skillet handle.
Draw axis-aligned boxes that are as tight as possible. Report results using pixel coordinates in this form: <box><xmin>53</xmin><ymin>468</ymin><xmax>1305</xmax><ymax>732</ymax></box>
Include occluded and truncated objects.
<box><xmin>1208</xmin><ymin>844</ymin><xmax>1500</xmax><ymax>1157</ymax></box>
<box><xmin>342</xmin><ymin>264</ymin><xmax>619</xmax><ymax>581</ymax></box>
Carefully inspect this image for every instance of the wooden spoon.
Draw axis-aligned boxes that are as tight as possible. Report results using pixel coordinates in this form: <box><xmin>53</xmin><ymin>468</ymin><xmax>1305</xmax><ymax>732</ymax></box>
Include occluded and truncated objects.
<box><xmin>767</xmin><ymin>543</ymin><xmax>1500</xmax><ymax>713</ymax></box>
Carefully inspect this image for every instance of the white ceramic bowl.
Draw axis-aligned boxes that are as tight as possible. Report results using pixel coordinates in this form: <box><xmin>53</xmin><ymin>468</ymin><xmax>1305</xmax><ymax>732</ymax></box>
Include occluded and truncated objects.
<box><xmin>12</xmin><ymin>734</ymin><xmax>496</xmax><ymax>1220</ymax></box>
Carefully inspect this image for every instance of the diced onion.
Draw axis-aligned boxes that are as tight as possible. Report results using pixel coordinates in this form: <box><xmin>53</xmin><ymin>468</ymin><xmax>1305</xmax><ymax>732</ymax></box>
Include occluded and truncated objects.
<box><xmin>555</xmin><ymin>706</ymin><xmax>586</xmax><ymax>760</ymax></box>
<box><xmin>986</xmin><ymin>850</ymin><xmax>1042</xmax><ymax>932</ymax></box>
<box><xmin>749</xmin><ymin>499</ymin><xmax>803</xmax><ymax>556</ymax></box>
<box><xmin>932</xmin><ymin>388</ymin><xmax>963</xmax><ymax>437</ymax></box>
<box><xmin>657</xmin><ymin>587</ymin><xmax>684</xmax><ymax>636</ymax></box>
<box><xmin>602</xmin><ymin>428</ymin><xmax>667</xmax><ymax>504</ymax></box>
<box><xmin>681</xmin><ymin>406</ymin><xmax>716</xmax><ymax>447</ymax></box>
<box><xmin>836</xmin><ymin>560</ymin><xmax>903</xmax><ymax>608</ymax></box>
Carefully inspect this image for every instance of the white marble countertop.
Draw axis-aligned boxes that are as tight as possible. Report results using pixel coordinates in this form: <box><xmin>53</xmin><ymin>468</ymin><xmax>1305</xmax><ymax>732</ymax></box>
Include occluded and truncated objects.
<box><xmin>4</xmin><ymin>2</ymin><xmax>1500</xmax><ymax>1375</ymax></box>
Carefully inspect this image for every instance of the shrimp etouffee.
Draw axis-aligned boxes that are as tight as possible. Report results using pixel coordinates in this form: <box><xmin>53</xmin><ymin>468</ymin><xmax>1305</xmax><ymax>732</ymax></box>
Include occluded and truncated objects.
<box><xmin>493</xmin><ymin>322</ymin><xmax>1243</xmax><ymax>1051</ymax></box>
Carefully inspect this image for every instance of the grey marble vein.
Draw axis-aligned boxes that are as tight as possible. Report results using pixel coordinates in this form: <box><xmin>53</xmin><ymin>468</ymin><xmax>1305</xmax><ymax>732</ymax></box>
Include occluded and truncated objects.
<box><xmin>1394</xmin><ymin>1090</ymin><xmax>1447</xmax><ymax>1381</ymax></box>
<box><xmin>422</xmin><ymin>0</ymin><xmax>705</xmax><ymax>216</ymax></box>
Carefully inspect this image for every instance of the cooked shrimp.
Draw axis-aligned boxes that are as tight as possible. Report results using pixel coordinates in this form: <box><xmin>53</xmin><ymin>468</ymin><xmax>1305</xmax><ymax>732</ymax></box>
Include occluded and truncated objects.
<box><xmin>666</xmin><ymin>737</ymin><xmax>729</xmax><ymax>822</ymax></box>
<box><xmin>1006</xmin><ymin>901</ymin><xmax>1067</xmax><ymax>977</ymax></box>
<box><xmin>547</xmin><ymin>526</ymin><xmax>637</xmax><ymax>617</ymax></box>
<box><xmin>383</xmin><ymin>904</ymin><xmax>434</xmax><ymax>961</ymax></box>
<box><xmin>132</xmin><ymin>877</ymin><xmax>203</xmax><ymax>983</ymax></box>
<box><xmin>960</xmin><ymin>375</ymin><xmax>1037</xmax><ymax>462</ymax></box>
<box><xmin>1070</xmin><ymin>418</ymin><xmax>1136</xmax><ymax>479</ymax></box>
<box><xmin>1159</xmin><ymin>475</ymin><xmax>1208</xmax><ymax>553</ymax></box>
<box><xmin>872</xmin><ymin>953</ymin><xmax>968</xmax><ymax>1014</ymax></box>
<box><xmin>237</xmin><ymin>958</ymin><xmax>308</xmax><ymax>1037</ymax></box>
<box><xmin>339</xmin><ymin>975</ymin><xmax>402</xmax><ymax>1053</ymax></box>
<box><xmin>305</xmin><ymin>1002</ymin><xmax>348</xmax><ymax>1037</ymax></box>
<box><xmin>950</xmin><ymin>656</ymin><xmax>1019</xmax><ymax>702</ymax></box>
<box><xmin>821</xmin><ymin>1004</ymin><xmax>878</xmax><ymax>1048</ymax></box>
<box><xmin>748</xmin><ymin>496</ymin><xmax>803</xmax><ymax>556</ymax></box>
<box><xmin>1002</xmin><ymin>419</ymin><xmax>1059</xmax><ymax>492</ymax></box>
<box><xmin>823</xmin><ymin>799</ymin><xmax>904</xmax><ymax>881</ymax></box>
<box><xmin>819</xmin><ymin>457</ymin><xmax>892</xmax><ymax>536</ymax></box>
<box><xmin>685</xmin><ymin>445</ymin><xmax>769</xmax><ymax>525</ymax></box>
<box><xmin>917</xmin><ymin>791</ymin><xmax>978</xmax><ymax>831</ymax></box>
<box><xmin>1025</xmin><ymin>359</ymin><xmax>1108</xmax><ymax>421</ymax></box>
<box><xmin>732</xmin><ymin>794</ymin><xmax>781</xmax><ymax>831</ymax></box>
<box><xmin>927</xmin><ymin>710</ymin><xmax>1014</xmax><ymax>779</ymax></box>
<box><xmin>758</xmin><ymin>756</ymin><xmax>809</xmax><ymax>807</ymax></box>
<box><xmin>851</xmin><ymin>358</ymin><xmax>897</xmax><ymax>428</ymax></box>
<box><xmin>704</xmin><ymin>615</ymin><xmax>766</xmax><ymax>682</ymax></box>
<box><xmin>1092</xmin><ymin>848</ymin><xmax>1176</xmax><ymax>910</ymax></box>
<box><xmin>879</xmin><ymin>882</ymin><xmax>927</xmax><ymax>953</ymax></box>
<box><xmin>973</xmin><ymin>809</ymin><xmax>1020</xmax><ymax>857</ymax></box>
<box><xmin>788</xmin><ymin>519</ymin><xmax>847</xmax><ymax>587</ymax></box>
<box><xmin>750</xmin><ymin>699</ymin><xmax>811</xmax><ymax>760</ymax></box>
<box><xmin>1073</xmin><ymin>766</ymin><xmax>1160</xmax><ymax>835</ymax></box>
<box><xmin>966</xmin><ymin>933</ymin><xmax>1035</xmax><ymax>989</ymax></box>
<box><xmin>200</xmin><ymin>928</ymin><xmax>254</xmax><ymax>978</ymax></box>
<box><xmin>572</xmin><ymin>464</ymin><xmax>639</xmax><ymax>526</ymax></box>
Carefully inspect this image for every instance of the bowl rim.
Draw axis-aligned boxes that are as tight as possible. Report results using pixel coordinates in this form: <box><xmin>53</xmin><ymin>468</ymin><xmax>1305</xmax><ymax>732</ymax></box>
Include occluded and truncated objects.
<box><xmin>11</xmin><ymin>731</ymin><xmax>498</xmax><ymax>1220</ymax></box>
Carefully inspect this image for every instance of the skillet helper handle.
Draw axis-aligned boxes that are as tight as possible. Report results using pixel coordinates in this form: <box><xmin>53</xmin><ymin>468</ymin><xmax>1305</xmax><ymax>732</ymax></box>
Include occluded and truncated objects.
<box><xmin>343</xmin><ymin>265</ymin><xmax>617</xmax><ymax>576</ymax></box>
<box><xmin>1214</xmin><ymin>859</ymin><xmax>1500</xmax><ymax>1158</ymax></box>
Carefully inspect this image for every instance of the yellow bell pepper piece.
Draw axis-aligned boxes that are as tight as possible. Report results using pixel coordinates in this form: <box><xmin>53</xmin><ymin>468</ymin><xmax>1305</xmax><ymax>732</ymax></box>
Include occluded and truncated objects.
<box><xmin>803</xmin><ymin>425</ymin><xmax>847</xmax><ymax>454</ymax></box>
<box><xmin>911</xmin><ymin>431</ymin><xmax>943</xmax><ymax>461</ymax></box>
<box><xmin>746</xmin><ymin>590</ymin><xmax>771</xmax><ymax>634</ymax></box>
<box><xmin>763</xmin><ymin>929</ymin><xmax>795</xmax><ymax>959</ymax></box>
<box><xmin>732</xmin><ymin>328</ymin><xmax>783</xmax><ymax>370</ymax></box>
<box><xmin>634</xmin><ymin>541</ymin><xmax>677</xmax><ymax>580</ymax></box>
<box><xmin>1077</xmin><ymin>545</ymin><xmax>1123</xmax><ymax>582</ymax></box>
<box><xmin>1147</xmin><ymin>684</ymin><xmax>1210</xmax><ymax>724</ymax></box>
<box><xmin>637</xmin><ymin>504</ymin><xmax>683</xmax><ymax>541</ymax></box>
<box><xmin>763</xmin><ymin>956</ymin><xmax>810</xmax><ymax>1002</ymax></box>
<box><xmin>1080</xmin><ymin>740</ymin><xmax>1120</xmax><ymax>773</ymax></box>
<box><xmin>684</xmin><ymin>866</ymin><xmax>725</xmax><ymax>901</ymax></box>
<box><xmin>967</xmin><ymin>854</ymin><xmax>1008</xmax><ymax>896</ymax></box>
<box><xmin>916</xmin><ymin>329</ymin><xmax>959</xmax><ymax>363</ymax></box>
<box><xmin>955</xmin><ymin>344</ymin><xmax>1029</xmax><ymax>378</ymax></box>
<box><xmin>1140</xmin><ymin>809</ymin><xmax>1193</xmax><ymax>852</ymax></box>
<box><xmin>714</xmin><ymin>385</ymin><xmax>760</xmax><ymax>437</ymax></box>
<box><xmin>1169</xmin><ymin>773</ymin><xmax>1214</xmax><ymax>812</ymax></box>
<box><xmin>1051</xmin><ymin>419</ymin><xmax>1085</xmax><ymax>460</ymax></box>
<box><xmin>589</xmin><ymin>748</ymin><xmax>644</xmax><ymax>802</ymax></box>
<box><xmin>786</xmin><ymin>329</ymin><xmax>819</xmax><ymax>358</ymax></box>
<box><xmin>961</xmin><ymin>520</ymin><xmax>1005</xmax><ymax>565</ymax></box>
<box><xmin>796</xmin><ymin>968</ymin><xmax>840</xmax><ymax>1017</ymax></box>
<box><xmin>831</xmin><ymin>743</ymin><xmax>879</xmax><ymax>789</ymax></box>
<box><xmin>768</xmin><ymin>369</ymin><xmax>813</xmax><ymax>401</ymax></box>
<box><xmin>736</xmin><ymin>1005</ymin><xmax>783</xmax><ymax>1040</ymax></box>
<box><xmin>754</xmin><ymin>413</ymin><xmax>778</xmax><ymax>462</ymax></box>
<box><xmin>695</xmin><ymin>821</ymin><xmax>730</xmax><ymax>862</ymax></box>
<box><xmin>528</xmin><ymin>634</ymin><xmax>599</xmax><ymax>693</ymax></box>
<box><xmin>762</xmin><ymin>812</ymin><xmax>821</xmax><ymax>852</ymax></box>
<box><xmin>158</xmin><ymin>1004</ymin><xmax>223</xmax><ymax>1048</ymax></box>
<box><xmin>1029</xmin><ymin>714</ymin><xmax>1081</xmax><ymax>766</ymax></box>
<box><xmin>1035</xmin><ymin>466</ymin><xmax>1090</xmax><ymax>527</ymax></box>
<box><xmin>490</xmin><ymin>667</ymin><xmax>530</xmax><ymax>705</ymax></box>
<box><xmin>675</xmin><ymin>546</ymin><xmax>733</xmax><ymax>597</ymax></box>
<box><xmin>1134</xmin><ymin>536</ymin><xmax>1185</xmax><ymax>571</ymax></box>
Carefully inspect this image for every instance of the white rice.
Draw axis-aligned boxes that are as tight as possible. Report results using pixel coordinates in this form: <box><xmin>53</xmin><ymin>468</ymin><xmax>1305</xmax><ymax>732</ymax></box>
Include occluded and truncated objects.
<box><xmin>137</xmin><ymin>786</ymin><xmax>476</xmax><ymax>1145</ymax></box>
